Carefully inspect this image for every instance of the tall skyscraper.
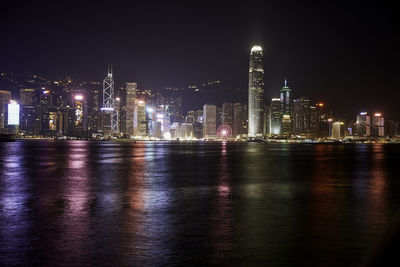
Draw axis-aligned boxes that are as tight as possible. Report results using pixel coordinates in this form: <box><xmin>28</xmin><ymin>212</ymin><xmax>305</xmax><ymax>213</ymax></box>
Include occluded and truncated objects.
<box><xmin>371</xmin><ymin>113</ymin><xmax>384</xmax><ymax>137</ymax></box>
<box><xmin>280</xmin><ymin>79</ymin><xmax>292</xmax><ymax>136</ymax></box>
<box><xmin>292</xmin><ymin>97</ymin><xmax>311</xmax><ymax>135</ymax></box>
<box><xmin>125</xmin><ymin>82</ymin><xmax>137</xmax><ymax>137</ymax></box>
<box><xmin>280</xmin><ymin>79</ymin><xmax>292</xmax><ymax>116</ymax></box>
<box><xmin>248</xmin><ymin>45</ymin><xmax>264</xmax><ymax>137</ymax></box>
<box><xmin>233</xmin><ymin>102</ymin><xmax>246</xmax><ymax>138</ymax></box>
<box><xmin>0</xmin><ymin>91</ymin><xmax>12</xmax><ymax>132</ymax></box>
<box><xmin>222</xmin><ymin>103</ymin><xmax>234</xmax><ymax>129</ymax></box>
<box><xmin>269</xmin><ymin>98</ymin><xmax>281</xmax><ymax>135</ymax></box>
<box><xmin>356</xmin><ymin>112</ymin><xmax>371</xmax><ymax>136</ymax></box>
<box><xmin>203</xmin><ymin>104</ymin><xmax>216</xmax><ymax>139</ymax></box>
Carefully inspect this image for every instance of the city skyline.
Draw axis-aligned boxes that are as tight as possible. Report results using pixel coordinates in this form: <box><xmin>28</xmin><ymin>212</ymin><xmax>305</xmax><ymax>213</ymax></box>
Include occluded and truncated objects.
<box><xmin>1</xmin><ymin>1</ymin><xmax>399</xmax><ymax>119</ymax></box>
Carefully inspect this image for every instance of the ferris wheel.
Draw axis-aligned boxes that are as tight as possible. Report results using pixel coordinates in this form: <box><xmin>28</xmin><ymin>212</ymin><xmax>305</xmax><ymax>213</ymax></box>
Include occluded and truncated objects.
<box><xmin>217</xmin><ymin>125</ymin><xmax>233</xmax><ymax>139</ymax></box>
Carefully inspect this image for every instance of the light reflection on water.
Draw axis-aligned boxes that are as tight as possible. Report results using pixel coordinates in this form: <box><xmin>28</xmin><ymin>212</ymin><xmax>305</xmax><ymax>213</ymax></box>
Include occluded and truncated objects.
<box><xmin>0</xmin><ymin>141</ymin><xmax>399</xmax><ymax>265</ymax></box>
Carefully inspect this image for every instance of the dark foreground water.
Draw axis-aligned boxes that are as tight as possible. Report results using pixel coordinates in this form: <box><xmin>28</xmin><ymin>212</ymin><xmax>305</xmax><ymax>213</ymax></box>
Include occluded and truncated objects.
<box><xmin>1</xmin><ymin>141</ymin><xmax>400</xmax><ymax>266</ymax></box>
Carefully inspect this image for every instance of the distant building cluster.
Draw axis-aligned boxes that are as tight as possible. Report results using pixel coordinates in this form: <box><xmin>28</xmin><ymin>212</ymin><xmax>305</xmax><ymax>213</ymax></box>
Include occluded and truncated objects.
<box><xmin>0</xmin><ymin>46</ymin><xmax>399</xmax><ymax>142</ymax></box>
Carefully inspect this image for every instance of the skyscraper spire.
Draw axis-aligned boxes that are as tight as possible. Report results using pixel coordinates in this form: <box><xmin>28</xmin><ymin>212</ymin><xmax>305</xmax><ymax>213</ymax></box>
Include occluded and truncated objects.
<box><xmin>284</xmin><ymin>78</ymin><xmax>287</xmax><ymax>87</ymax></box>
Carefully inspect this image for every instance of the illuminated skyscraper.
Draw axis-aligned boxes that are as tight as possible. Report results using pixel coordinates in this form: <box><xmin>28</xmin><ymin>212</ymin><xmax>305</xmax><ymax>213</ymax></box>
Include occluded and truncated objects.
<box><xmin>134</xmin><ymin>99</ymin><xmax>146</xmax><ymax>137</ymax></box>
<box><xmin>269</xmin><ymin>98</ymin><xmax>281</xmax><ymax>135</ymax></box>
<box><xmin>292</xmin><ymin>97</ymin><xmax>310</xmax><ymax>135</ymax></box>
<box><xmin>125</xmin><ymin>82</ymin><xmax>137</xmax><ymax>137</ymax></box>
<box><xmin>248</xmin><ymin>45</ymin><xmax>264</xmax><ymax>137</ymax></box>
<box><xmin>280</xmin><ymin>79</ymin><xmax>292</xmax><ymax>116</ymax></box>
<box><xmin>203</xmin><ymin>104</ymin><xmax>217</xmax><ymax>139</ymax></box>
<box><xmin>280</xmin><ymin>79</ymin><xmax>292</xmax><ymax>136</ymax></box>
<box><xmin>356</xmin><ymin>112</ymin><xmax>371</xmax><ymax>136</ymax></box>
<box><xmin>0</xmin><ymin>90</ymin><xmax>11</xmax><ymax>132</ymax></box>
<box><xmin>371</xmin><ymin>113</ymin><xmax>384</xmax><ymax>137</ymax></box>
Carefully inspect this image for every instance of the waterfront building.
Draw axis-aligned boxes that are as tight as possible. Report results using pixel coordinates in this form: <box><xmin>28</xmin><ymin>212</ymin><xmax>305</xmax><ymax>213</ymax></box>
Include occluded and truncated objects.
<box><xmin>0</xmin><ymin>90</ymin><xmax>12</xmax><ymax>132</ymax></box>
<box><xmin>269</xmin><ymin>98</ymin><xmax>281</xmax><ymax>135</ymax></box>
<box><xmin>292</xmin><ymin>97</ymin><xmax>310</xmax><ymax>136</ymax></box>
<box><xmin>332</xmin><ymin>121</ymin><xmax>345</xmax><ymax>139</ymax></box>
<box><xmin>134</xmin><ymin>99</ymin><xmax>147</xmax><ymax>137</ymax></box>
<box><xmin>125</xmin><ymin>82</ymin><xmax>137</xmax><ymax>137</ymax></box>
<box><xmin>71</xmin><ymin>94</ymin><xmax>87</xmax><ymax>137</ymax></box>
<box><xmin>203</xmin><ymin>104</ymin><xmax>217</xmax><ymax>139</ymax></box>
<box><xmin>371</xmin><ymin>113</ymin><xmax>384</xmax><ymax>137</ymax></box>
<box><xmin>280</xmin><ymin>79</ymin><xmax>292</xmax><ymax>116</ymax></box>
<box><xmin>248</xmin><ymin>45</ymin><xmax>264</xmax><ymax>137</ymax></box>
<box><xmin>233</xmin><ymin>102</ymin><xmax>246</xmax><ymax>138</ymax></box>
<box><xmin>281</xmin><ymin>114</ymin><xmax>292</xmax><ymax>137</ymax></box>
<box><xmin>356</xmin><ymin>112</ymin><xmax>371</xmax><ymax>137</ymax></box>
<box><xmin>222</xmin><ymin>103</ymin><xmax>234</xmax><ymax>131</ymax></box>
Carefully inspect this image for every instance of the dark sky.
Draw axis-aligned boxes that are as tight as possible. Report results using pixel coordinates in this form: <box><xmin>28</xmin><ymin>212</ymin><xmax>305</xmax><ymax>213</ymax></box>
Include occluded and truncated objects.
<box><xmin>1</xmin><ymin>1</ymin><xmax>399</xmax><ymax>119</ymax></box>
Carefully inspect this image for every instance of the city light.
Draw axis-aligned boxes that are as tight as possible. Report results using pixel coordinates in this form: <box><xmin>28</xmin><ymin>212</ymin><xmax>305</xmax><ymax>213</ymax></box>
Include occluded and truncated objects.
<box><xmin>147</xmin><ymin>107</ymin><xmax>154</xmax><ymax>113</ymax></box>
<box><xmin>75</xmin><ymin>94</ymin><xmax>83</xmax><ymax>100</ymax></box>
<box><xmin>7</xmin><ymin>100</ymin><xmax>20</xmax><ymax>125</ymax></box>
<box><xmin>374</xmin><ymin>113</ymin><xmax>382</xmax><ymax>117</ymax></box>
<box><xmin>360</xmin><ymin>112</ymin><xmax>368</xmax><ymax>115</ymax></box>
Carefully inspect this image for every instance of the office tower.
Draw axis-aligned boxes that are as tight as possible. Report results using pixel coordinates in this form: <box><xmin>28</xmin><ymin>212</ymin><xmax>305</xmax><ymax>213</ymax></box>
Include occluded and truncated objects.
<box><xmin>371</xmin><ymin>113</ymin><xmax>384</xmax><ymax>137</ymax></box>
<box><xmin>269</xmin><ymin>98</ymin><xmax>281</xmax><ymax>135</ymax></box>
<box><xmin>180</xmin><ymin>123</ymin><xmax>194</xmax><ymax>139</ymax></box>
<box><xmin>248</xmin><ymin>45</ymin><xmax>264</xmax><ymax>137</ymax></box>
<box><xmin>7</xmin><ymin>100</ymin><xmax>20</xmax><ymax>128</ymax></box>
<box><xmin>280</xmin><ymin>79</ymin><xmax>292</xmax><ymax>136</ymax></box>
<box><xmin>292</xmin><ymin>97</ymin><xmax>311</xmax><ymax>135</ymax></box>
<box><xmin>70</xmin><ymin>94</ymin><xmax>87</xmax><ymax>137</ymax></box>
<box><xmin>101</xmin><ymin>66</ymin><xmax>118</xmax><ymax>136</ymax></box>
<box><xmin>203</xmin><ymin>104</ymin><xmax>217</xmax><ymax>139</ymax></box>
<box><xmin>280</xmin><ymin>79</ymin><xmax>292</xmax><ymax>116</ymax></box>
<box><xmin>19</xmin><ymin>88</ymin><xmax>37</xmax><ymax>135</ymax></box>
<box><xmin>0</xmin><ymin>91</ymin><xmax>11</xmax><ymax>132</ymax></box>
<box><xmin>332</xmin><ymin>121</ymin><xmax>345</xmax><ymax>139</ymax></box>
<box><xmin>386</xmin><ymin>120</ymin><xmax>399</xmax><ymax>138</ymax></box>
<box><xmin>222</xmin><ymin>103</ymin><xmax>234</xmax><ymax>128</ymax></box>
<box><xmin>39</xmin><ymin>90</ymin><xmax>52</xmax><ymax>135</ymax></box>
<box><xmin>126</xmin><ymin>82</ymin><xmax>137</xmax><ymax>137</ymax></box>
<box><xmin>281</xmin><ymin>115</ymin><xmax>292</xmax><ymax>136</ymax></box>
<box><xmin>356</xmin><ymin>112</ymin><xmax>371</xmax><ymax>136</ymax></box>
<box><xmin>233</xmin><ymin>102</ymin><xmax>246</xmax><ymax>138</ymax></box>
<box><xmin>309</xmin><ymin>106</ymin><xmax>318</xmax><ymax>138</ymax></box>
<box><xmin>216</xmin><ymin>106</ymin><xmax>222</xmax><ymax>129</ymax></box>
<box><xmin>134</xmin><ymin>99</ymin><xmax>146</xmax><ymax>137</ymax></box>
<box><xmin>315</xmin><ymin>103</ymin><xmax>331</xmax><ymax>138</ymax></box>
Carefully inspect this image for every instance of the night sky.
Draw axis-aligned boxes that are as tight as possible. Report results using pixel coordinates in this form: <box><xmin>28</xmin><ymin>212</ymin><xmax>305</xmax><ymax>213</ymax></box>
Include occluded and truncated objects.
<box><xmin>1</xmin><ymin>1</ymin><xmax>399</xmax><ymax>119</ymax></box>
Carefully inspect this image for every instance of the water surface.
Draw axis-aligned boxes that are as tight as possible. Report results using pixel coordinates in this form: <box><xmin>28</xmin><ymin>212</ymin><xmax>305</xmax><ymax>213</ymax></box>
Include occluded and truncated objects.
<box><xmin>1</xmin><ymin>141</ymin><xmax>400</xmax><ymax>266</ymax></box>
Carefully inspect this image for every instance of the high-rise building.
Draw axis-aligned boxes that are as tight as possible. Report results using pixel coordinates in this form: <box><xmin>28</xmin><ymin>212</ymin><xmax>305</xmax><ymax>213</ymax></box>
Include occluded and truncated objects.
<box><xmin>125</xmin><ymin>82</ymin><xmax>137</xmax><ymax>137</ymax></box>
<box><xmin>356</xmin><ymin>112</ymin><xmax>371</xmax><ymax>137</ymax></box>
<box><xmin>0</xmin><ymin>91</ymin><xmax>12</xmax><ymax>132</ymax></box>
<box><xmin>233</xmin><ymin>102</ymin><xmax>246</xmax><ymax>138</ymax></box>
<box><xmin>332</xmin><ymin>121</ymin><xmax>345</xmax><ymax>139</ymax></box>
<box><xmin>222</xmin><ymin>103</ymin><xmax>234</xmax><ymax>129</ymax></box>
<box><xmin>248</xmin><ymin>45</ymin><xmax>264</xmax><ymax>137</ymax></box>
<box><xmin>19</xmin><ymin>88</ymin><xmax>37</xmax><ymax>135</ymax></box>
<box><xmin>203</xmin><ymin>104</ymin><xmax>217</xmax><ymax>139</ymax></box>
<box><xmin>371</xmin><ymin>113</ymin><xmax>384</xmax><ymax>137</ymax></box>
<box><xmin>134</xmin><ymin>99</ymin><xmax>146</xmax><ymax>137</ymax></box>
<box><xmin>280</xmin><ymin>79</ymin><xmax>292</xmax><ymax>116</ymax></box>
<box><xmin>269</xmin><ymin>98</ymin><xmax>281</xmax><ymax>135</ymax></box>
<box><xmin>292</xmin><ymin>97</ymin><xmax>310</xmax><ymax>135</ymax></box>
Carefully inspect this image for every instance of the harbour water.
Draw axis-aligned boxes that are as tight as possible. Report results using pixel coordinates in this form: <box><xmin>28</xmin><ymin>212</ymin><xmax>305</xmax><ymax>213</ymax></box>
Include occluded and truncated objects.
<box><xmin>1</xmin><ymin>141</ymin><xmax>400</xmax><ymax>266</ymax></box>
